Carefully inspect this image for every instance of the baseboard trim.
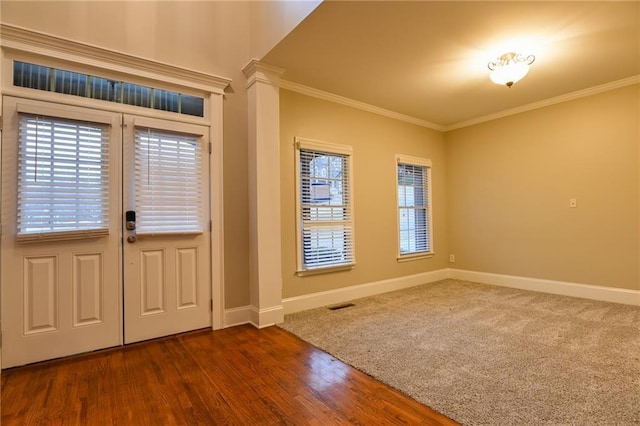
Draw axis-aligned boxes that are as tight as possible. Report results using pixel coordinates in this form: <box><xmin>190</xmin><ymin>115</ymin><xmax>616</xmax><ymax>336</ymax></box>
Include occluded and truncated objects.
<box><xmin>282</xmin><ymin>269</ymin><xmax>449</xmax><ymax>314</ymax></box>
<box><xmin>249</xmin><ymin>305</ymin><xmax>285</xmax><ymax>329</ymax></box>
<box><xmin>224</xmin><ymin>304</ymin><xmax>285</xmax><ymax>328</ymax></box>
<box><xmin>233</xmin><ymin>269</ymin><xmax>639</xmax><ymax>325</ymax></box>
<box><xmin>448</xmin><ymin>269</ymin><xmax>640</xmax><ymax>306</ymax></box>
<box><xmin>224</xmin><ymin>306</ymin><xmax>252</xmax><ymax>328</ymax></box>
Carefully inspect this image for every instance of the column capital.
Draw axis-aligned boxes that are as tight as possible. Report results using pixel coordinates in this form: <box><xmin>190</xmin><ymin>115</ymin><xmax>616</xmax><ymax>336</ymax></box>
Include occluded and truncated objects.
<box><xmin>242</xmin><ymin>59</ymin><xmax>286</xmax><ymax>89</ymax></box>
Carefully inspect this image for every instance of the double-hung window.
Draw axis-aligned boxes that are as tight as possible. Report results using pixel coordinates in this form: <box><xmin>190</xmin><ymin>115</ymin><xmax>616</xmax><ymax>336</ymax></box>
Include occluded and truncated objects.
<box><xmin>295</xmin><ymin>137</ymin><xmax>354</xmax><ymax>274</ymax></box>
<box><xmin>396</xmin><ymin>155</ymin><xmax>433</xmax><ymax>259</ymax></box>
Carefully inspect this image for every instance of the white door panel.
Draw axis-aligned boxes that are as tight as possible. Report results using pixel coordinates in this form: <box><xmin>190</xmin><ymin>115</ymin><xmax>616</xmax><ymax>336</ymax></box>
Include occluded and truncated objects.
<box><xmin>1</xmin><ymin>97</ymin><xmax>122</xmax><ymax>367</ymax></box>
<box><xmin>122</xmin><ymin>115</ymin><xmax>211</xmax><ymax>344</ymax></box>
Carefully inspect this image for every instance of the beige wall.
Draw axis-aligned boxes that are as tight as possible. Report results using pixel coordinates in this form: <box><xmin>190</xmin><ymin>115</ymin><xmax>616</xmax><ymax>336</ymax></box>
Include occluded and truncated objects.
<box><xmin>446</xmin><ymin>84</ymin><xmax>640</xmax><ymax>290</ymax></box>
<box><xmin>0</xmin><ymin>0</ymin><xmax>318</xmax><ymax>309</ymax></box>
<box><xmin>280</xmin><ymin>89</ymin><xmax>449</xmax><ymax>298</ymax></box>
<box><xmin>2</xmin><ymin>1</ymin><xmax>637</xmax><ymax>309</ymax></box>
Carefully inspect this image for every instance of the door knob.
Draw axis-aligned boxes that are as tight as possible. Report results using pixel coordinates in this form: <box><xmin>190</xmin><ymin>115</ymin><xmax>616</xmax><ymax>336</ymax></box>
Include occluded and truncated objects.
<box><xmin>127</xmin><ymin>235</ymin><xmax>137</xmax><ymax>243</ymax></box>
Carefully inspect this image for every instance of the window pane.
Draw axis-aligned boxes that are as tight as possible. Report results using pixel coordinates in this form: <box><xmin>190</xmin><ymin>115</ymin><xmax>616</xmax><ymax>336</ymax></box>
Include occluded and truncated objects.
<box><xmin>302</xmin><ymin>224</ymin><xmax>353</xmax><ymax>268</ymax></box>
<box><xmin>122</xmin><ymin>83</ymin><xmax>152</xmax><ymax>108</ymax></box>
<box><xmin>135</xmin><ymin>128</ymin><xmax>203</xmax><ymax>234</ymax></box>
<box><xmin>54</xmin><ymin>69</ymin><xmax>87</xmax><ymax>97</ymax></box>
<box><xmin>298</xmin><ymin>146</ymin><xmax>353</xmax><ymax>270</ymax></box>
<box><xmin>181</xmin><ymin>95</ymin><xmax>204</xmax><ymax>117</ymax></box>
<box><xmin>90</xmin><ymin>77</ymin><xmax>121</xmax><ymax>103</ymax></box>
<box><xmin>18</xmin><ymin>115</ymin><xmax>109</xmax><ymax>236</ymax></box>
<box><xmin>13</xmin><ymin>61</ymin><xmax>51</xmax><ymax>91</ymax></box>
<box><xmin>398</xmin><ymin>162</ymin><xmax>431</xmax><ymax>255</ymax></box>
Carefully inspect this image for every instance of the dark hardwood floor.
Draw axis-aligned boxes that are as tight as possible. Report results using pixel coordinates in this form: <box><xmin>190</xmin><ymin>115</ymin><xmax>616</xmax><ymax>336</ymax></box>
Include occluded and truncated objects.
<box><xmin>1</xmin><ymin>325</ymin><xmax>458</xmax><ymax>425</ymax></box>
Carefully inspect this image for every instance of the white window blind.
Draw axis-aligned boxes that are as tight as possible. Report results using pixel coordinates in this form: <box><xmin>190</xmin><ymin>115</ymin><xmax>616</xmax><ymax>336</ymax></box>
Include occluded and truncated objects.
<box><xmin>17</xmin><ymin>114</ymin><xmax>109</xmax><ymax>242</ymax></box>
<box><xmin>397</xmin><ymin>157</ymin><xmax>432</xmax><ymax>256</ymax></box>
<box><xmin>297</xmin><ymin>139</ymin><xmax>354</xmax><ymax>271</ymax></box>
<box><xmin>134</xmin><ymin>128</ymin><xmax>203</xmax><ymax>235</ymax></box>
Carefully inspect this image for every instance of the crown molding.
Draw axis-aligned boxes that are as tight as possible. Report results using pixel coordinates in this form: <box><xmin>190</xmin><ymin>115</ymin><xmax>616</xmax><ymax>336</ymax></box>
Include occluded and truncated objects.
<box><xmin>281</xmin><ymin>75</ymin><xmax>640</xmax><ymax>134</ymax></box>
<box><xmin>446</xmin><ymin>75</ymin><xmax>640</xmax><ymax>131</ymax></box>
<box><xmin>0</xmin><ymin>23</ymin><xmax>231</xmax><ymax>94</ymax></box>
<box><xmin>279</xmin><ymin>80</ymin><xmax>446</xmax><ymax>132</ymax></box>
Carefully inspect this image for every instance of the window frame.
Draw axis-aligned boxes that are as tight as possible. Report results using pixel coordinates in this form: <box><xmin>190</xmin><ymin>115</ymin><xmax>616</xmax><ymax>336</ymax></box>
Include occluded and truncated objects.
<box><xmin>294</xmin><ymin>137</ymin><xmax>355</xmax><ymax>275</ymax></box>
<box><xmin>395</xmin><ymin>154</ymin><xmax>433</xmax><ymax>261</ymax></box>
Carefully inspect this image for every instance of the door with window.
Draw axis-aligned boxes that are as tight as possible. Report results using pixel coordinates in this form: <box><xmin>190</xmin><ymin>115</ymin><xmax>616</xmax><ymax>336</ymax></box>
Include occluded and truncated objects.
<box><xmin>122</xmin><ymin>116</ymin><xmax>210</xmax><ymax>343</ymax></box>
<box><xmin>1</xmin><ymin>97</ymin><xmax>122</xmax><ymax>367</ymax></box>
<box><xmin>1</xmin><ymin>99</ymin><xmax>211</xmax><ymax>367</ymax></box>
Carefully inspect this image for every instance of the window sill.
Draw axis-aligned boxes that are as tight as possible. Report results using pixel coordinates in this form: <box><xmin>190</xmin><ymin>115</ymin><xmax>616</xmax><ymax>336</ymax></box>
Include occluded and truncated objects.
<box><xmin>296</xmin><ymin>263</ymin><xmax>355</xmax><ymax>277</ymax></box>
<box><xmin>396</xmin><ymin>252</ymin><xmax>434</xmax><ymax>263</ymax></box>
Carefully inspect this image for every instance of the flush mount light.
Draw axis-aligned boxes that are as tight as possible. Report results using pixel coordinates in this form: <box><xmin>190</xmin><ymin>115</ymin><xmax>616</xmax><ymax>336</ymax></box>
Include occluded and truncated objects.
<box><xmin>488</xmin><ymin>52</ymin><xmax>535</xmax><ymax>88</ymax></box>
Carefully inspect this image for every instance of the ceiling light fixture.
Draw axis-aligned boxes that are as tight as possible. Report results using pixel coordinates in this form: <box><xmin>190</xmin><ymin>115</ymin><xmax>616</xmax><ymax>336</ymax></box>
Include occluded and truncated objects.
<box><xmin>488</xmin><ymin>52</ymin><xmax>535</xmax><ymax>88</ymax></box>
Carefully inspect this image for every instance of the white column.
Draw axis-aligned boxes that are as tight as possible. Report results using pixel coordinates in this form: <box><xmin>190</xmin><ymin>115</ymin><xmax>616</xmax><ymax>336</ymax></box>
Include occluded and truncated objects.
<box><xmin>242</xmin><ymin>59</ymin><xmax>285</xmax><ymax>327</ymax></box>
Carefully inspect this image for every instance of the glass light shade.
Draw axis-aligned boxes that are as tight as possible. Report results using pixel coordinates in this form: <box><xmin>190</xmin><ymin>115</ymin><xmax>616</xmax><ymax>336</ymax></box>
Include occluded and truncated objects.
<box><xmin>490</xmin><ymin>62</ymin><xmax>530</xmax><ymax>86</ymax></box>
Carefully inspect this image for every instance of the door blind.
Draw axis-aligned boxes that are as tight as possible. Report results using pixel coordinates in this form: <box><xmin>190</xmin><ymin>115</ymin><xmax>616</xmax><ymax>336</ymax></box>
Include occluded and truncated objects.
<box><xmin>134</xmin><ymin>128</ymin><xmax>203</xmax><ymax>234</ymax></box>
<box><xmin>17</xmin><ymin>114</ymin><xmax>109</xmax><ymax>242</ymax></box>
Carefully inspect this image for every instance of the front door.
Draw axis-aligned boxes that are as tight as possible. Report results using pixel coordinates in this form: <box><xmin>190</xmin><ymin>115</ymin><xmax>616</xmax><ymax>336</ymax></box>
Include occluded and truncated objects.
<box><xmin>122</xmin><ymin>115</ymin><xmax>211</xmax><ymax>344</ymax></box>
<box><xmin>1</xmin><ymin>100</ymin><xmax>212</xmax><ymax>367</ymax></box>
<box><xmin>1</xmin><ymin>97</ymin><xmax>122</xmax><ymax>367</ymax></box>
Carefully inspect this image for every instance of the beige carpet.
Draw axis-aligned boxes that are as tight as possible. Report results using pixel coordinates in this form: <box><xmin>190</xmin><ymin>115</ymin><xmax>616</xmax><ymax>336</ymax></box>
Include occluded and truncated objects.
<box><xmin>279</xmin><ymin>279</ymin><xmax>640</xmax><ymax>425</ymax></box>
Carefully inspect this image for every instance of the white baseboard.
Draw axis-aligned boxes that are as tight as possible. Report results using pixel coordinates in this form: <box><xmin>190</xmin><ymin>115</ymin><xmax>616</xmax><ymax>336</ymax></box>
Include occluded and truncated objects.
<box><xmin>282</xmin><ymin>268</ymin><xmax>449</xmax><ymax>314</ymax></box>
<box><xmin>230</xmin><ymin>269</ymin><xmax>639</xmax><ymax>326</ymax></box>
<box><xmin>224</xmin><ymin>304</ymin><xmax>284</xmax><ymax>328</ymax></box>
<box><xmin>224</xmin><ymin>306</ymin><xmax>252</xmax><ymax>328</ymax></box>
<box><xmin>249</xmin><ymin>305</ymin><xmax>284</xmax><ymax>329</ymax></box>
<box><xmin>448</xmin><ymin>269</ymin><xmax>640</xmax><ymax>306</ymax></box>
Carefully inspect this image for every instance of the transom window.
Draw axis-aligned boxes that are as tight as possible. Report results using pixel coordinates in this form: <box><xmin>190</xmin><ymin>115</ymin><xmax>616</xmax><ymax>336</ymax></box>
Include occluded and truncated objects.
<box><xmin>13</xmin><ymin>61</ymin><xmax>204</xmax><ymax>117</ymax></box>
<box><xmin>295</xmin><ymin>137</ymin><xmax>354</xmax><ymax>273</ymax></box>
<box><xmin>396</xmin><ymin>155</ymin><xmax>433</xmax><ymax>259</ymax></box>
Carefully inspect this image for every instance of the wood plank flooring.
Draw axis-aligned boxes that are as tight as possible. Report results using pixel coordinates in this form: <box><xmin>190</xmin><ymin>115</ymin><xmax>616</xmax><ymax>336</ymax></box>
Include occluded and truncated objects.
<box><xmin>1</xmin><ymin>325</ymin><xmax>457</xmax><ymax>425</ymax></box>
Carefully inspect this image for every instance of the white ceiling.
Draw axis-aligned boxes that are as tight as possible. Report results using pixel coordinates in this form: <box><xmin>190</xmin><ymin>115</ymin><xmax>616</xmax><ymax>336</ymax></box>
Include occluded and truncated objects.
<box><xmin>262</xmin><ymin>1</ymin><xmax>640</xmax><ymax>130</ymax></box>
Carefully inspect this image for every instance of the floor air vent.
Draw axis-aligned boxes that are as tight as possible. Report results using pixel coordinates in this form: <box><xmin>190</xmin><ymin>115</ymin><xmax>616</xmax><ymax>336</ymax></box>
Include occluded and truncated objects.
<box><xmin>328</xmin><ymin>303</ymin><xmax>355</xmax><ymax>311</ymax></box>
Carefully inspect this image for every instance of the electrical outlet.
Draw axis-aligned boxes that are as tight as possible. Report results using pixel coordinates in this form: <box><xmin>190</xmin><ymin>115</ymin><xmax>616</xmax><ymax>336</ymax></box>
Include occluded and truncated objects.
<box><xmin>569</xmin><ymin>198</ymin><xmax>577</xmax><ymax>208</ymax></box>
<box><xmin>449</xmin><ymin>254</ymin><xmax>455</xmax><ymax>263</ymax></box>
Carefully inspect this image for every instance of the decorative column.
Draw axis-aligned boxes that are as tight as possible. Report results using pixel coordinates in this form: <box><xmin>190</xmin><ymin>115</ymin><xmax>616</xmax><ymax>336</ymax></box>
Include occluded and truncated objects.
<box><xmin>242</xmin><ymin>59</ymin><xmax>285</xmax><ymax>327</ymax></box>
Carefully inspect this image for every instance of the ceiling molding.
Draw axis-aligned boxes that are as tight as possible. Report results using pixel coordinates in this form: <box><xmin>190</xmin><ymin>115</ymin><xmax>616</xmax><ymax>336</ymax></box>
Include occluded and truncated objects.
<box><xmin>282</xmin><ymin>76</ymin><xmax>639</xmax><ymax>134</ymax></box>
<box><xmin>445</xmin><ymin>75</ymin><xmax>640</xmax><ymax>131</ymax></box>
<box><xmin>279</xmin><ymin>80</ymin><xmax>446</xmax><ymax>132</ymax></box>
<box><xmin>0</xmin><ymin>23</ymin><xmax>231</xmax><ymax>94</ymax></box>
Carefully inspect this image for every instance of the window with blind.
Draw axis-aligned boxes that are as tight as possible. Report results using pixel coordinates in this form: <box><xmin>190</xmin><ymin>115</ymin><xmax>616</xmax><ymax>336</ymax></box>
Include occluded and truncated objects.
<box><xmin>396</xmin><ymin>155</ymin><xmax>433</xmax><ymax>258</ymax></box>
<box><xmin>134</xmin><ymin>128</ymin><xmax>204</xmax><ymax>234</ymax></box>
<box><xmin>295</xmin><ymin>137</ymin><xmax>354</xmax><ymax>273</ymax></box>
<box><xmin>17</xmin><ymin>114</ymin><xmax>109</xmax><ymax>242</ymax></box>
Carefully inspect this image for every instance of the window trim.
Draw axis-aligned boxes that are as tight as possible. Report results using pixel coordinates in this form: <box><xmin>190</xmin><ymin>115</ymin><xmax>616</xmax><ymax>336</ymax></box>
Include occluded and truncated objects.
<box><xmin>294</xmin><ymin>137</ymin><xmax>355</xmax><ymax>275</ymax></box>
<box><xmin>395</xmin><ymin>154</ymin><xmax>434</xmax><ymax>261</ymax></box>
